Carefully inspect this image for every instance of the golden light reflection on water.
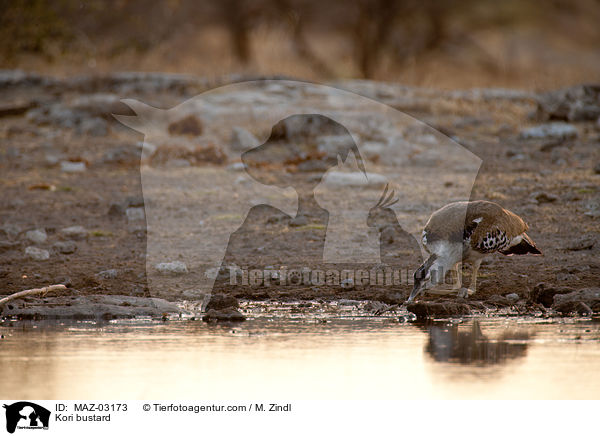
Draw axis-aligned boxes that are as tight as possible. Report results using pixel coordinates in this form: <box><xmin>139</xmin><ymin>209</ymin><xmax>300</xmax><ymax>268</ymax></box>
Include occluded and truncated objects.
<box><xmin>0</xmin><ymin>318</ymin><xmax>599</xmax><ymax>400</ymax></box>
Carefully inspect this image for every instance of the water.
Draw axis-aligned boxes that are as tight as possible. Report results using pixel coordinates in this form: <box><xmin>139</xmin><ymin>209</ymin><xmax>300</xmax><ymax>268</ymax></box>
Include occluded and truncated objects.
<box><xmin>1</xmin><ymin>314</ymin><xmax>599</xmax><ymax>399</ymax></box>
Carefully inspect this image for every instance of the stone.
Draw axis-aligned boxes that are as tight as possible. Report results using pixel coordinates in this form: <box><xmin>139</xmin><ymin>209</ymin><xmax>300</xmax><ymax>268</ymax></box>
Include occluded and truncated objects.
<box><xmin>126</xmin><ymin>207</ymin><xmax>145</xmax><ymax>222</ymax></box>
<box><xmin>60</xmin><ymin>226</ymin><xmax>88</xmax><ymax>240</ymax></box>
<box><xmin>227</xmin><ymin>162</ymin><xmax>246</xmax><ymax>171</ymax></box>
<box><xmin>552</xmin><ymin>288</ymin><xmax>600</xmax><ymax>314</ymax></box>
<box><xmin>136</xmin><ymin>141</ymin><xmax>157</xmax><ymax>161</ymax></box>
<box><xmin>531</xmin><ymin>191</ymin><xmax>558</xmax><ymax>204</ymax></box>
<box><xmin>406</xmin><ymin>301</ymin><xmax>471</xmax><ymax>319</ymax></box>
<box><xmin>26</xmin><ymin>105</ymin><xmax>81</xmax><ymax>129</ymax></box>
<box><xmin>230</xmin><ymin>126</ymin><xmax>259</xmax><ymax>151</ymax></box>
<box><xmin>25</xmin><ymin>246</ymin><xmax>50</xmax><ymax>260</ymax></box>
<box><xmin>519</xmin><ymin>123</ymin><xmax>578</xmax><ymax>140</ymax></box>
<box><xmin>168</xmin><ymin>114</ymin><xmax>203</xmax><ymax>136</ymax></box>
<box><xmin>52</xmin><ymin>241</ymin><xmax>77</xmax><ymax>254</ymax></box>
<box><xmin>202</xmin><ymin>308</ymin><xmax>246</xmax><ymax>322</ymax></box>
<box><xmin>96</xmin><ymin>269</ymin><xmax>118</xmax><ymax>280</ymax></box>
<box><xmin>289</xmin><ymin>215</ymin><xmax>308</xmax><ymax>227</ymax></box>
<box><xmin>564</xmin><ymin>235</ymin><xmax>596</xmax><ymax>251</ymax></box>
<box><xmin>101</xmin><ymin>146</ymin><xmax>139</xmax><ymax>165</ymax></box>
<box><xmin>0</xmin><ymin>223</ymin><xmax>21</xmax><ymax>238</ymax></box>
<box><xmin>536</xmin><ymin>84</ymin><xmax>600</xmax><ymax>121</ymax></box>
<box><xmin>60</xmin><ymin>161</ymin><xmax>87</xmax><ymax>173</ymax></box>
<box><xmin>70</xmin><ymin>93</ymin><xmax>123</xmax><ymax>117</ymax></box>
<box><xmin>25</xmin><ymin>229</ymin><xmax>47</xmax><ymax>244</ymax></box>
<box><xmin>505</xmin><ymin>293</ymin><xmax>520</xmax><ymax>302</ymax></box>
<box><xmin>594</xmin><ymin>163</ymin><xmax>600</xmax><ymax>175</ymax></box>
<box><xmin>204</xmin><ymin>294</ymin><xmax>239</xmax><ymax>311</ymax></box>
<box><xmin>322</xmin><ymin>171</ymin><xmax>387</xmax><ymax>188</ymax></box>
<box><xmin>77</xmin><ymin>117</ymin><xmax>108</xmax><ymax>136</ymax></box>
<box><xmin>528</xmin><ymin>283</ymin><xmax>575</xmax><ymax>308</ymax></box>
<box><xmin>155</xmin><ymin>261</ymin><xmax>188</xmax><ymax>275</ymax></box>
<box><xmin>0</xmin><ymin>294</ymin><xmax>184</xmax><ymax>320</ymax></box>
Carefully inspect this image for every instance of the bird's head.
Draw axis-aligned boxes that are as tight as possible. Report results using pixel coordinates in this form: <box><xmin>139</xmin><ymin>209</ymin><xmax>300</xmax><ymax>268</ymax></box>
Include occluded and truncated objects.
<box><xmin>367</xmin><ymin>184</ymin><xmax>399</xmax><ymax>230</ymax></box>
<box><xmin>407</xmin><ymin>254</ymin><xmax>438</xmax><ymax>303</ymax></box>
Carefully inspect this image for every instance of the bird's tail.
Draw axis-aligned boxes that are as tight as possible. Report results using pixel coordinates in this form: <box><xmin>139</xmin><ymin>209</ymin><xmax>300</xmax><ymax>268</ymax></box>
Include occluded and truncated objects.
<box><xmin>501</xmin><ymin>233</ymin><xmax>541</xmax><ymax>255</ymax></box>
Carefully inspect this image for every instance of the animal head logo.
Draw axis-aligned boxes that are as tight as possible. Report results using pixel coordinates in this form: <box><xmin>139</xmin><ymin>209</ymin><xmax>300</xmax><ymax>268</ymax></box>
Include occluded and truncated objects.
<box><xmin>3</xmin><ymin>402</ymin><xmax>50</xmax><ymax>434</ymax></box>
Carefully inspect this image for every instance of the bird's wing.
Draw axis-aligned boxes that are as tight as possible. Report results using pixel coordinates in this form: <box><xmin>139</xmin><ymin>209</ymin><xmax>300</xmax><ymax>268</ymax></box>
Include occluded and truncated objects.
<box><xmin>466</xmin><ymin>201</ymin><xmax>529</xmax><ymax>253</ymax></box>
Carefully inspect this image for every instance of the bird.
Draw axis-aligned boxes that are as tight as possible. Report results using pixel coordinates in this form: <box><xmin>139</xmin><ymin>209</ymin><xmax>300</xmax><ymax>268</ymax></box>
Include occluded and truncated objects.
<box><xmin>407</xmin><ymin>200</ymin><xmax>541</xmax><ymax>303</ymax></box>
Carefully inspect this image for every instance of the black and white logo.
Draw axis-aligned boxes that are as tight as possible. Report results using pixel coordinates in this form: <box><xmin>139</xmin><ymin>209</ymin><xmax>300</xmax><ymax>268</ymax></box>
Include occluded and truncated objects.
<box><xmin>3</xmin><ymin>402</ymin><xmax>50</xmax><ymax>434</ymax></box>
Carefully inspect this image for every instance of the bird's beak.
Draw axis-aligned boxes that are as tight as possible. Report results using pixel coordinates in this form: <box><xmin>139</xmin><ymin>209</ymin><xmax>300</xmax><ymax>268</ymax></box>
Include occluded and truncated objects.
<box><xmin>407</xmin><ymin>280</ymin><xmax>423</xmax><ymax>303</ymax></box>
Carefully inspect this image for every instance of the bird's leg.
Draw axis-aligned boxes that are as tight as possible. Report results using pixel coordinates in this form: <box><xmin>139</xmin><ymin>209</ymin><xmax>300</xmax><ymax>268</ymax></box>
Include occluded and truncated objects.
<box><xmin>451</xmin><ymin>263</ymin><xmax>462</xmax><ymax>290</ymax></box>
<box><xmin>458</xmin><ymin>259</ymin><xmax>483</xmax><ymax>299</ymax></box>
<box><xmin>469</xmin><ymin>258</ymin><xmax>483</xmax><ymax>295</ymax></box>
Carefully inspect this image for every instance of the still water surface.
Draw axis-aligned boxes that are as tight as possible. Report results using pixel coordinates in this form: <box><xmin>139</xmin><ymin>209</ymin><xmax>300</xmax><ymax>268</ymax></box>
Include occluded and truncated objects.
<box><xmin>1</xmin><ymin>315</ymin><xmax>599</xmax><ymax>399</ymax></box>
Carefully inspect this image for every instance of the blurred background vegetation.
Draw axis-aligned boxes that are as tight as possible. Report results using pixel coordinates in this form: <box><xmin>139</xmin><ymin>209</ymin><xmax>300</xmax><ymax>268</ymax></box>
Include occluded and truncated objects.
<box><xmin>1</xmin><ymin>0</ymin><xmax>599</xmax><ymax>89</ymax></box>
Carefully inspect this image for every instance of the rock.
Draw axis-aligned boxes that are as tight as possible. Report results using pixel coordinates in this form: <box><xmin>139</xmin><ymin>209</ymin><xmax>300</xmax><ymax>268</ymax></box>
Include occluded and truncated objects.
<box><xmin>69</xmin><ymin>93</ymin><xmax>124</xmax><ymax>118</ymax></box>
<box><xmin>60</xmin><ymin>226</ymin><xmax>88</xmax><ymax>240</ymax></box>
<box><xmin>227</xmin><ymin>162</ymin><xmax>246</xmax><ymax>171</ymax></box>
<box><xmin>96</xmin><ymin>269</ymin><xmax>118</xmax><ymax>279</ymax></box>
<box><xmin>0</xmin><ymin>223</ymin><xmax>21</xmax><ymax>238</ymax></box>
<box><xmin>485</xmin><ymin>295</ymin><xmax>512</xmax><ymax>307</ymax></box>
<box><xmin>25</xmin><ymin>229</ymin><xmax>47</xmax><ymax>244</ymax></box>
<box><xmin>168</xmin><ymin>114</ymin><xmax>203</xmax><ymax>136</ymax></box>
<box><xmin>204</xmin><ymin>294</ymin><xmax>239</xmax><ymax>310</ymax></box>
<box><xmin>101</xmin><ymin>145</ymin><xmax>140</xmax><ymax>165</ymax></box>
<box><xmin>529</xmin><ymin>283</ymin><xmax>575</xmax><ymax>308</ymax></box>
<box><xmin>202</xmin><ymin>308</ymin><xmax>246</xmax><ymax>322</ymax></box>
<box><xmin>289</xmin><ymin>215</ymin><xmax>308</xmax><ymax>227</ymax></box>
<box><xmin>230</xmin><ymin>126</ymin><xmax>259</xmax><ymax>151</ymax></box>
<box><xmin>52</xmin><ymin>241</ymin><xmax>77</xmax><ymax>254</ymax></box>
<box><xmin>594</xmin><ymin>163</ymin><xmax>600</xmax><ymax>175</ymax></box>
<box><xmin>25</xmin><ymin>246</ymin><xmax>50</xmax><ymax>260</ymax></box>
<box><xmin>552</xmin><ymin>288</ymin><xmax>600</xmax><ymax>314</ymax></box>
<box><xmin>126</xmin><ymin>207</ymin><xmax>145</xmax><ymax>222</ymax></box>
<box><xmin>0</xmin><ymin>240</ymin><xmax>21</xmax><ymax>252</ymax></box>
<box><xmin>531</xmin><ymin>191</ymin><xmax>558</xmax><ymax>204</ymax></box>
<box><xmin>0</xmin><ymin>100</ymin><xmax>37</xmax><ymax>117</ymax></box>
<box><xmin>26</xmin><ymin>105</ymin><xmax>81</xmax><ymax>129</ymax></box>
<box><xmin>0</xmin><ymin>295</ymin><xmax>183</xmax><ymax>320</ymax></box>
<box><xmin>406</xmin><ymin>301</ymin><xmax>471</xmax><ymax>319</ymax></box>
<box><xmin>136</xmin><ymin>141</ymin><xmax>157</xmax><ymax>161</ymax></box>
<box><xmin>363</xmin><ymin>301</ymin><xmax>391</xmax><ymax>313</ymax></box>
<box><xmin>323</xmin><ymin>171</ymin><xmax>387</xmax><ymax>188</ymax></box>
<box><xmin>564</xmin><ymin>235</ymin><xmax>596</xmax><ymax>251</ymax></box>
<box><xmin>60</xmin><ymin>161</ymin><xmax>87</xmax><ymax>173</ymax></box>
<box><xmin>155</xmin><ymin>261</ymin><xmax>188</xmax><ymax>275</ymax></box>
<box><xmin>520</xmin><ymin>123</ymin><xmax>578</xmax><ymax>140</ymax></box>
<box><xmin>505</xmin><ymin>293</ymin><xmax>520</xmax><ymax>302</ymax></box>
<box><xmin>77</xmin><ymin>117</ymin><xmax>108</xmax><ymax>136</ymax></box>
<box><xmin>44</xmin><ymin>152</ymin><xmax>62</xmax><ymax>167</ymax></box>
<box><xmin>536</xmin><ymin>84</ymin><xmax>600</xmax><ymax>121</ymax></box>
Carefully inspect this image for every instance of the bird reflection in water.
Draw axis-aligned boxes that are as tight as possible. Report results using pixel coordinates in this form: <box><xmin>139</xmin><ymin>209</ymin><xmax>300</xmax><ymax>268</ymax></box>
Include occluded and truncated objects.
<box><xmin>423</xmin><ymin>320</ymin><xmax>531</xmax><ymax>365</ymax></box>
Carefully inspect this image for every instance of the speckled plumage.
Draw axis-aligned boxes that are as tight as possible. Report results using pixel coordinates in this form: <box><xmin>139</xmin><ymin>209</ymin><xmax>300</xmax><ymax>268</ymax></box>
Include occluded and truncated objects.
<box><xmin>409</xmin><ymin>200</ymin><xmax>541</xmax><ymax>302</ymax></box>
